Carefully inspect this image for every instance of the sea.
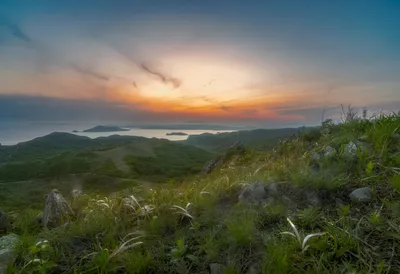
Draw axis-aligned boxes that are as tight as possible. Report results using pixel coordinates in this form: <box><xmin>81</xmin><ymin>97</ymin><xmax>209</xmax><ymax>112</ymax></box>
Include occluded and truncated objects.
<box><xmin>0</xmin><ymin>121</ymin><xmax>234</xmax><ymax>146</ymax></box>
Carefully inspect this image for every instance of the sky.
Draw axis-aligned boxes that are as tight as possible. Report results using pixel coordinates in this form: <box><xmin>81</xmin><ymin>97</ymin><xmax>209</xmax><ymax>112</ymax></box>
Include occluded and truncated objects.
<box><xmin>0</xmin><ymin>0</ymin><xmax>399</xmax><ymax>126</ymax></box>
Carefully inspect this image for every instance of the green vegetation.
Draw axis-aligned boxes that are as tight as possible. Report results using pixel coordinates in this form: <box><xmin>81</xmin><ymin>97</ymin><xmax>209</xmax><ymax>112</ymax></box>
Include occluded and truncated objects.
<box><xmin>2</xmin><ymin>113</ymin><xmax>400</xmax><ymax>273</ymax></box>
<box><xmin>0</xmin><ymin>134</ymin><xmax>215</xmax><ymax>211</ymax></box>
<box><xmin>184</xmin><ymin>128</ymin><xmax>301</xmax><ymax>151</ymax></box>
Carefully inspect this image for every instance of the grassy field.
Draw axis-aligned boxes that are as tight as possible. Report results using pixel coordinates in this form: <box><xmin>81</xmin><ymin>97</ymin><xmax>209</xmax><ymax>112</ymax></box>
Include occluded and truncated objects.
<box><xmin>3</xmin><ymin>112</ymin><xmax>399</xmax><ymax>273</ymax></box>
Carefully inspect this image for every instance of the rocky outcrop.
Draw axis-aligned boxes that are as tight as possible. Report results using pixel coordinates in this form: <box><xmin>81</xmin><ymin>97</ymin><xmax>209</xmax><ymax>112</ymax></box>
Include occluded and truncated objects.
<box><xmin>0</xmin><ymin>211</ymin><xmax>10</xmax><ymax>234</ymax></box>
<box><xmin>42</xmin><ymin>189</ymin><xmax>75</xmax><ymax>229</ymax></box>
<box><xmin>201</xmin><ymin>157</ymin><xmax>225</xmax><ymax>175</ymax></box>
<box><xmin>202</xmin><ymin>142</ymin><xmax>246</xmax><ymax>175</ymax></box>
<box><xmin>0</xmin><ymin>233</ymin><xmax>19</xmax><ymax>274</ymax></box>
<box><xmin>349</xmin><ymin>187</ymin><xmax>372</xmax><ymax>203</ymax></box>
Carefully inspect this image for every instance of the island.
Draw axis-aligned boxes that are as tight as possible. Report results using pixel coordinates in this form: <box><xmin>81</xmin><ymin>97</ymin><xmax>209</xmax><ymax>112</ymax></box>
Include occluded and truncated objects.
<box><xmin>166</xmin><ymin>132</ymin><xmax>189</xmax><ymax>136</ymax></box>
<box><xmin>72</xmin><ymin>130</ymin><xmax>79</xmax><ymax>133</ymax></box>
<box><xmin>83</xmin><ymin>126</ymin><xmax>130</xmax><ymax>133</ymax></box>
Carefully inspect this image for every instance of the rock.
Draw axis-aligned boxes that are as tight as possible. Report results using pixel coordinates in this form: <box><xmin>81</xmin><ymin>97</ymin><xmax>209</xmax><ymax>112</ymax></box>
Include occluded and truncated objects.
<box><xmin>238</xmin><ymin>182</ymin><xmax>268</xmax><ymax>204</ymax></box>
<box><xmin>209</xmin><ymin>263</ymin><xmax>226</xmax><ymax>274</ymax></box>
<box><xmin>343</xmin><ymin>141</ymin><xmax>369</xmax><ymax>159</ymax></box>
<box><xmin>349</xmin><ymin>187</ymin><xmax>372</xmax><ymax>203</ymax></box>
<box><xmin>228</xmin><ymin>141</ymin><xmax>245</xmax><ymax>154</ymax></box>
<box><xmin>0</xmin><ymin>211</ymin><xmax>10</xmax><ymax>234</ymax></box>
<box><xmin>310</xmin><ymin>152</ymin><xmax>321</xmax><ymax>161</ymax></box>
<box><xmin>265</xmin><ymin>182</ymin><xmax>279</xmax><ymax>195</ymax></box>
<box><xmin>201</xmin><ymin>157</ymin><xmax>224</xmax><ymax>175</ymax></box>
<box><xmin>201</xmin><ymin>142</ymin><xmax>245</xmax><ymax>175</ymax></box>
<box><xmin>0</xmin><ymin>233</ymin><xmax>19</xmax><ymax>274</ymax></box>
<box><xmin>42</xmin><ymin>189</ymin><xmax>75</xmax><ymax>229</ymax></box>
<box><xmin>323</xmin><ymin>146</ymin><xmax>336</xmax><ymax>158</ymax></box>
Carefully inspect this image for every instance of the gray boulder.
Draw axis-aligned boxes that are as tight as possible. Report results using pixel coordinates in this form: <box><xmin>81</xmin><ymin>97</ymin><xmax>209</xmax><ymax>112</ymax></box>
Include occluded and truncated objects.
<box><xmin>0</xmin><ymin>233</ymin><xmax>19</xmax><ymax>274</ymax></box>
<box><xmin>239</xmin><ymin>182</ymin><xmax>268</xmax><ymax>204</ymax></box>
<box><xmin>349</xmin><ymin>187</ymin><xmax>372</xmax><ymax>203</ymax></box>
<box><xmin>209</xmin><ymin>263</ymin><xmax>226</xmax><ymax>274</ymax></box>
<box><xmin>42</xmin><ymin>189</ymin><xmax>75</xmax><ymax>229</ymax></box>
<box><xmin>323</xmin><ymin>146</ymin><xmax>337</xmax><ymax>158</ymax></box>
<box><xmin>343</xmin><ymin>141</ymin><xmax>369</xmax><ymax>159</ymax></box>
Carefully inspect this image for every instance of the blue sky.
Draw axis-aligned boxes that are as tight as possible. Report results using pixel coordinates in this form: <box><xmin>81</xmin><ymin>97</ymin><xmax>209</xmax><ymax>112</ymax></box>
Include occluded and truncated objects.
<box><xmin>0</xmin><ymin>0</ymin><xmax>399</xmax><ymax>125</ymax></box>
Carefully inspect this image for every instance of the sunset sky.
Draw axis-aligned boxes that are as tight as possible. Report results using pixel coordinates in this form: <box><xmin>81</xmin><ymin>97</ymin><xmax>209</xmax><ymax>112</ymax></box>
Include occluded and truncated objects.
<box><xmin>0</xmin><ymin>0</ymin><xmax>399</xmax><ymax>126</ymax></box>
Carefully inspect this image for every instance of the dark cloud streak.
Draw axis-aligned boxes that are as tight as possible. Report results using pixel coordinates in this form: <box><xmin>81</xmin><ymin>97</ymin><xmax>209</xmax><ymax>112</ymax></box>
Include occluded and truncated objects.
<box><xmin>70</xmin><ymin>64</ymin><xmax>109</xmax><ymax>81</ymax></box>
<box><xmin>0</xmin><ymin>19</ymin><xmax>32</xmax><ymax>43</ymax></box>
<box><xmin>140</xmin><ymin>63</ymin><xmax>181</xmax><ymax>89</ymax></box>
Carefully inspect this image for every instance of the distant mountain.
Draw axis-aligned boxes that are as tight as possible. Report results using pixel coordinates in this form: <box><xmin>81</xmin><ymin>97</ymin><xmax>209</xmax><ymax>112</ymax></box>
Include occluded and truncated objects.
<box><xmin>83</xmin><ymin>125</ymin><xmax>130</xmax><ymax>132</ymax></box>
<box><xmin>166</xmin><ymin>132</ymin><xmax>188</xmax><ymax>136</ymax></box>
<box><xmin>0</xmin><ymin>132</ymin><xmax>145</xmax><ymax>163</ymax></box>
<box><xmin>184</xmin><ymin>128</ymin><xmax>301</xmax><ymax>151</ymax></box>
<box><xmin>132</xmin><ymin>124</ymin><xmax>250</xmax><ymax>130</ymax></box>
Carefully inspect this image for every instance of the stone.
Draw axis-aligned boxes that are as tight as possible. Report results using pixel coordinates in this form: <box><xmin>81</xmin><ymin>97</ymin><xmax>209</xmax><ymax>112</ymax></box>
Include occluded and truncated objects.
<box><xmin>201</xmin><ymin>142</ymin><xmax>245</xmax><ymax>175</ymax></box>
<box><xmin>344</xmin><ymin>141</ymin><xmax>358</xmax><ymax>158</ymax></box>
<box><xmin>238</xmin><ymin>182</ymin><xmax>268</xmax><ymax>204</ymax></box>
<box><xmin>265</xmin><ymin>182</ymin><xmax>279</xmax><ymax>195</ymax></box>
<box><xmin>0</xmin><ymin>211</ymin><xmax>10</xmax><ymax>234</ymax></box>
<box><xmin>42</xmin><ymin>189</ymin><xmax>75</xmax><ymax>229</ymax></box>
<box><xmin>209</xmin><ymin>263</ymin><xmax>226</xmax><ymax>274</ymax></box>
<box><xmin>343</xmin><ymin>141</ymin><xmax>369</xmax><ymax>159</ymax></box>
<box><xmin>323</xmin><ymin>146</ymin><xmax>337</xmax><ymax>158</ymax></box>
<box><xmin>228</xmin><ymin>141</ymin><xmax>245</xmax><ymax>154</ymax></box>
<box><xmin>0</xmin><ymin>233</ymin><xmax>19</xmax><ymax>274</ymax></box>
<box><xmin>201</xmin><ymin>157</ymin><xmax>224</xmax><ymax>175</ymax></box>
<box><xmin>349</xmin><ymin>187</ymin><xmax>372</xmax><ymax>203</ymax></box>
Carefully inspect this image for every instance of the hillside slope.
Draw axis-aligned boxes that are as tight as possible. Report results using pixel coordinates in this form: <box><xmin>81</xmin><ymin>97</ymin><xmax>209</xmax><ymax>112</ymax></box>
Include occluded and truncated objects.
<box><xmin>0</xmin><ymin>134</ymin><xmax>215</xmax><ymax>210</ymax></box>
<box><xmin>184</xmin><ymin>128</ymin><xmax>301</xmax><ymax>151</ymax></box>
<box><xmin>2</xmin><ymin>114</ymin><xmax>399</xmax><ymax>273</ymax></box>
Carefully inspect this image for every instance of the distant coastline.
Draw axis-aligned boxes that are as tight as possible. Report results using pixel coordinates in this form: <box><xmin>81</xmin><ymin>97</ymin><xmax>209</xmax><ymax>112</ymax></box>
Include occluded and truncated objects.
<box><xmin>166</xmin><ymin>132</ymin><xmax>188</xmax><ymax>136</ymax></box>
<box><xmin>82</xmin><ymin>125</ymin><xmax>130</xmax><ymax>133</ymax></box>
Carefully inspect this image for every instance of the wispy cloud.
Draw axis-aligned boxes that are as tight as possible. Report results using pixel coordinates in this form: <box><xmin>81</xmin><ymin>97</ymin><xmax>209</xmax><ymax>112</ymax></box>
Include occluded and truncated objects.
<box><xmin>70</xmin><ymin>64</ymin><xmax>109</xmax><ymax>81</ymax></box>
<box><xmin>0</xmin><ymin>18</ymin><xmax>32</xmax><ymax>43</ymax></box>
<box><xmin>140</xmin><ymin>63</ymin><xmax>181</xmax><ymax>89</ymax></box>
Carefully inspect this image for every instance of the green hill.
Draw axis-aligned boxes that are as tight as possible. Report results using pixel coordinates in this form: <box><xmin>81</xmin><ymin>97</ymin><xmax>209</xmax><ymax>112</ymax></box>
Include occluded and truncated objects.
<box><xmin>0</xmin><ymin>134</ymin><xmax>215</xmax><ymax>210</ymax></box>
<box><xmin>1</xmin><ymin>115</ymin><xmax>400</xmax><ymax>273</ymax></box>
<box><xmin>184</xmin><ymin>128</ymin><xmax>301</xmax><ymax>151</ymax></box>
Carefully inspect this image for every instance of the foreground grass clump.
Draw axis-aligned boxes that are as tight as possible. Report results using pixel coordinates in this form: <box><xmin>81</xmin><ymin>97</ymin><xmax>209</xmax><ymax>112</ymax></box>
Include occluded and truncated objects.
<box><xmin>6</xmin><ymin>113</ymin><xmax>400</xmax><ymax>273</ymax></box>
